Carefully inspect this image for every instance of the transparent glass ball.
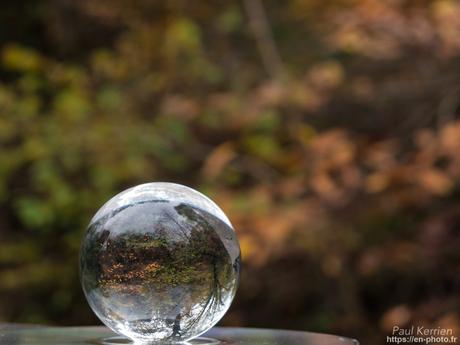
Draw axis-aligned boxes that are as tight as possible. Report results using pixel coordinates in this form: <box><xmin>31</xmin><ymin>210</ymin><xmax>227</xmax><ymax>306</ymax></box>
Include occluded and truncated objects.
<box><xmin>79</xmin><ymin>183</ymin><xmax>241</xmax><ymax>343</ymax></box>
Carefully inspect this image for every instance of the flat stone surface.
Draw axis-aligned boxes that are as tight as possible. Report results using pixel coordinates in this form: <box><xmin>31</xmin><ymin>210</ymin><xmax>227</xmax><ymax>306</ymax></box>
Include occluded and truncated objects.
<box><xmin>0</xmin><ymin>324</ymin><xmax>359</xmax><ymax>345</ymax></box>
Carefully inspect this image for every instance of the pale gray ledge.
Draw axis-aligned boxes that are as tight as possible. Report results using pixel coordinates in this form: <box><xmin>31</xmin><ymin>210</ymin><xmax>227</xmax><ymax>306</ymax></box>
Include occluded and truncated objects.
<box><xmin>0</xmin><ymin>324</ymin><xmax>359</xmax><ymax>345</ymax></box>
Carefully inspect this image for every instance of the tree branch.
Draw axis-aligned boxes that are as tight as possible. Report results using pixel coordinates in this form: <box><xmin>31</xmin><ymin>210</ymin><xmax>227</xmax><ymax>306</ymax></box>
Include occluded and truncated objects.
<box><xmin>243</xmin><ymin>0</ymin><xmax>285</xmax><ymax>80</ymax></box>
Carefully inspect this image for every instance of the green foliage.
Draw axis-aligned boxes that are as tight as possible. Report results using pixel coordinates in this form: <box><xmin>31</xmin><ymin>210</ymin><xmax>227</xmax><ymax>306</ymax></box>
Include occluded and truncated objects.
<box><xmin>0</xmin><ymin>1</ymin><xmax>460</xmax><ymax>344</ymax></box>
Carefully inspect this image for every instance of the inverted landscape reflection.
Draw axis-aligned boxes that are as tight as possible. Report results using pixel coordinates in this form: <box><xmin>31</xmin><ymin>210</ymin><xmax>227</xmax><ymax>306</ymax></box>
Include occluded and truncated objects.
<box><xmin>80</xmin><ymin>183</ymin><xmax>241</xmax><ymax>343</ymax></box>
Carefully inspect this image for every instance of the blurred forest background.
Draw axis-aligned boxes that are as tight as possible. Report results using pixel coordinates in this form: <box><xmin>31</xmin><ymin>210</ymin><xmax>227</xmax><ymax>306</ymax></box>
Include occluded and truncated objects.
<box><xmin>0</xmin><ymin>0</ymin><xmax>459</xmax><ymax>344</ymax></box>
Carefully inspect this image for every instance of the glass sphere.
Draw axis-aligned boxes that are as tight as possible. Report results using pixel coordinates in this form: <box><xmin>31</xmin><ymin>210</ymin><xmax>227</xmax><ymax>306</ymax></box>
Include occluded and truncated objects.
<box><xmin>79</xmin><ymin>183</ymin><xmax>241</xmax><ymax>343</ymax></box>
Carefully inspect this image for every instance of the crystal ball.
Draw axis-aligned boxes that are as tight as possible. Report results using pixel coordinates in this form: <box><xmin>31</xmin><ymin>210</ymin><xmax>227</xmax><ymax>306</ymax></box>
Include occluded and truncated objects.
<box><xmin>79</xmin><ymin>183</ymin><xmax>241</xmax><ymax>343</ymax></box>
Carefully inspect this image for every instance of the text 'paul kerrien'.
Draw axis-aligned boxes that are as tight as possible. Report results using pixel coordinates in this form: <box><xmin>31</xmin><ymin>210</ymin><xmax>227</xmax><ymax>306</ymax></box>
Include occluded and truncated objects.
<box><xmin>392</xmin><ymin>326</ymin><xmax>453</xmax><ymax>336</ymax></box>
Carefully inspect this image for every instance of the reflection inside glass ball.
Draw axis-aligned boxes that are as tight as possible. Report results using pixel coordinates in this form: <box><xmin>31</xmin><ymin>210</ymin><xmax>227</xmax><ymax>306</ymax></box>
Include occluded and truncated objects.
<box><xmin>80</xmin><ymin>183</ymin><xmax>240</xmax><ymax>343</ymax></box>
